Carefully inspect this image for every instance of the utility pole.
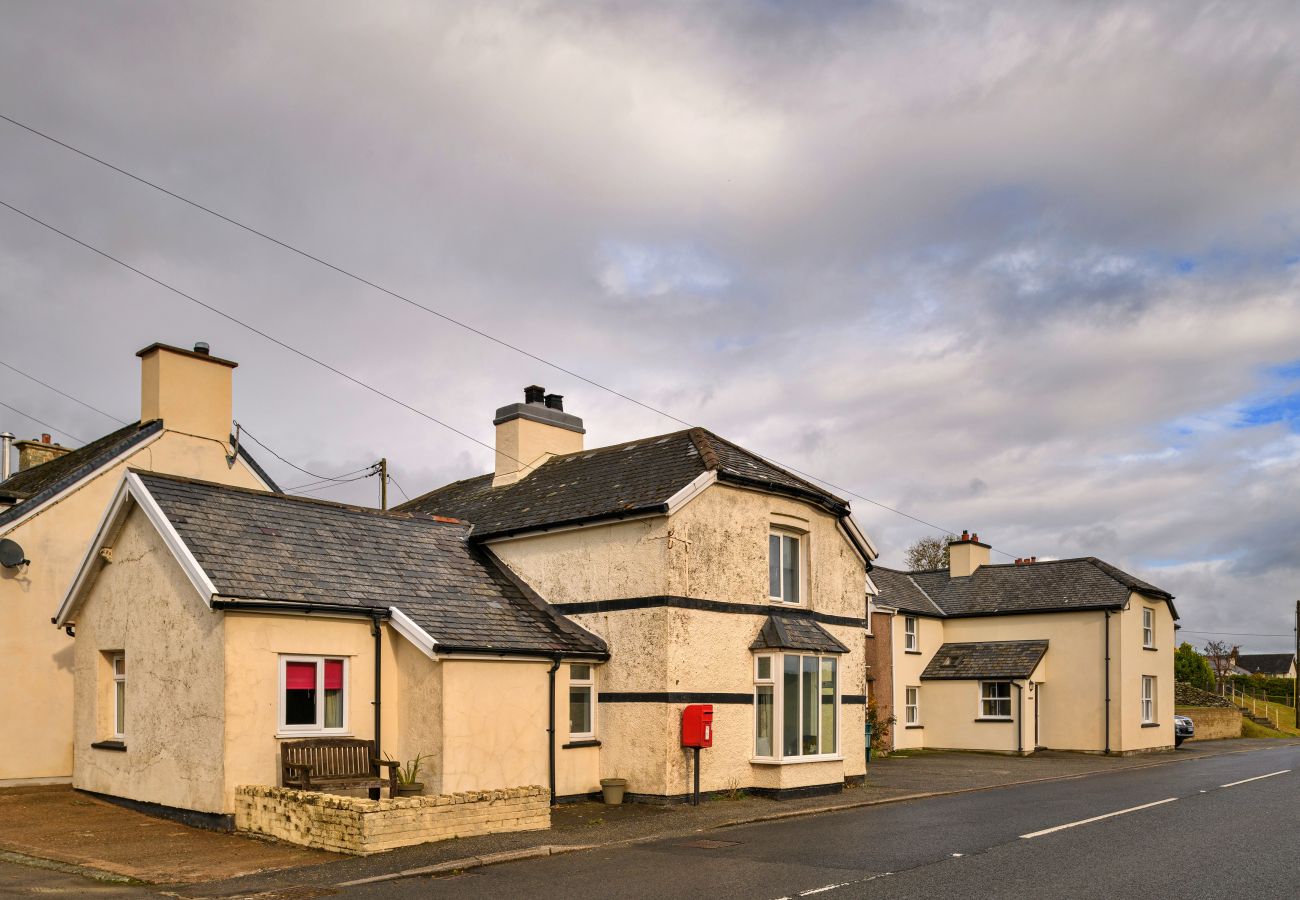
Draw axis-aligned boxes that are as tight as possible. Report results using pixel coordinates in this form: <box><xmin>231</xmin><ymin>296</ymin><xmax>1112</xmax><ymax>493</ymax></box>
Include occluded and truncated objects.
<box><xmin>1294</xmin><ymin>599</ymin><xmax>1298</xmax><ymax>729</ymax></box>
<box><xmin>379</xmin><ymin>458</ymin><xmax>388</xmax><ymax>511</ymax></box>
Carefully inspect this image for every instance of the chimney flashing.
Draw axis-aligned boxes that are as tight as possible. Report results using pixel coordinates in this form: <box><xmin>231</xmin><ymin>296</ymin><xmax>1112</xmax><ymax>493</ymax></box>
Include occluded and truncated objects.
<box><xmin>492</xmin><ymin>403</ymin><xmax>586</xmax><ymax>435</ymax></box>
<box><xmin>135</xmin><ymin>342</ymin><xmax>238</xmax><ymax>369</ymax></box>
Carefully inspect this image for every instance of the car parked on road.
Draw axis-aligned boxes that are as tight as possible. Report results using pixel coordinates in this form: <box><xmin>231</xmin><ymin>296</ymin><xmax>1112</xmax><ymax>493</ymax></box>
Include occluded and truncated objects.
<box><xmin>1174</xmin><ymin>714</ymin><xmax>1194</xmax><ymax>747</ymax></box>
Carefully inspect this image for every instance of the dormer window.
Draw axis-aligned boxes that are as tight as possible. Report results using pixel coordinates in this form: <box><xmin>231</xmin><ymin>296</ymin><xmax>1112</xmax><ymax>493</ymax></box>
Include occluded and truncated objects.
<box><xmin>768</xmin><ymin>530</ymin><xmax>803</xmax><ymax>604</ymax></box>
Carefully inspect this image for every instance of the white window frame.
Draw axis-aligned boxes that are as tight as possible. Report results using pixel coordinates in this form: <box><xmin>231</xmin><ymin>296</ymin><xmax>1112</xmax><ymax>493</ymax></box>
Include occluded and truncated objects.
<box><xmin>905</xmin><ymin>686</ymin><xmax>920</xmax><ymax>726</ymax></box>
<box><xmin>568</xmin><ymin>663</ymin><xmax>596</xmax><ymax>740</ymax></box>
<box><xmin>278</xmin><ymin>655</ymin><xmax>349</xmax><ymax>736</ymax></box>
<box><xmin>111</xmin><ymin>653</ymin><xmax>126</xmax><ymax>739</ymax></box>
<box><xmin>1141</xmin><ymin>675</ymin><xmax>1156</xmax><ymax>724</ymax></box>
<box><xmin>1142</xmin><ymin>607</ymin><xmax>1155</xmax><ymax>648</ymax></box>
<box><xmin>904</xmin><ymin>616</ymin><xmax>919</xmax><ymax>652</ymax></box>
<box><xmin>768</xmin><ymin>528</ymin><xmax>807</xmax><ymax>605</ymax></box>
<box><xmin>978</xmin><ymin>681</ymin><xmax>1013</xmax><ymax>720</ymax></box>
<box><xmin>752</xmin><ymin>651</ymin><xmax>841</xmax><ymax>763</ymax></box>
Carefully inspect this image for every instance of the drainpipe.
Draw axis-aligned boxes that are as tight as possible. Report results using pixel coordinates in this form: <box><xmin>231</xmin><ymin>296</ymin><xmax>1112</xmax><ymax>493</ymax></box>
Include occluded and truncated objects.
<box><xmin>1012</xmin><ymin>681</ymin><xmax>1024</xmax><ymax>754</ymax></box>
<box><xmin>371</xmin><ymin>612</ymin><xmax>383</xmax><ymax>760</ymax></box>
<box><xmin>1103</xmin><ymin>610</ymin><xmax>1111</xmax><ymax>755</ymax></box>
<box><xmin>547</xmin><ymin>655</ymin><xmax>562</xmax><ymax>806</ymax></box>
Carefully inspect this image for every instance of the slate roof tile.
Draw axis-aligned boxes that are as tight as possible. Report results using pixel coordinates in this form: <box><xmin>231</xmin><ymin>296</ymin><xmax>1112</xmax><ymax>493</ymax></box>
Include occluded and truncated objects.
<box><xmin>1234</xmin><ymin>653</ymin><xmax>1295</xmax><ymax>676</ymax></box>
<box><xmin>872</xmin><ymin>558</ymin><xmax>1175</xmax><ymax>619</ymax></box>
<box><xmin>134</xmin><ymin>472</ymin><xmax>605</xmax><ymax>656</ymax></box>
<box><xmin>397</xmin><ymin>427</ymin><xmax>849</xmax><ymax>538</ymax></box>
<box><xmin>749</xmin><ymin>613</ymin><xmax>850</xmax><ymax>654</ymax></box>
<box><xmin>921</xmin><ymin>641</ymin><xmax>1049</xmax><ymax>680</ymax></box>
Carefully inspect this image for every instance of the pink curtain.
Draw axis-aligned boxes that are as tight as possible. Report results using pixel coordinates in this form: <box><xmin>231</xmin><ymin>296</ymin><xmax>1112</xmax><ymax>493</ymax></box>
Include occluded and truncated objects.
<box><xmin>285</xmin><ymin>661</ymin><xmax>316</xmax><ymax>690</ymax></box>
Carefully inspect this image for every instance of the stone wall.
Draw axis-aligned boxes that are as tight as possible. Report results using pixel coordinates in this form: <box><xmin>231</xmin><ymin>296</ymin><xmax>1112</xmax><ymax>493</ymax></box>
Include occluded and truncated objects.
<box><xmin>1175</xmin><ymin>707</ymin><xmax>1242</xmax><ymax>742</ymax></box>
<box><xmin>234</xmin><ymin>784</ymin><xmax>550</xmax><ymax>855</ymax></box>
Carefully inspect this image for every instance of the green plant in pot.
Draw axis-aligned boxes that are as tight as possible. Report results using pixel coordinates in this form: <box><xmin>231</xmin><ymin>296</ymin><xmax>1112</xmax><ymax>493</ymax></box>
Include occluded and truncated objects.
<box><xmin>388</xmin><ymin>752</ymin><xmax>430</xmax><ymax>796</ymax></box>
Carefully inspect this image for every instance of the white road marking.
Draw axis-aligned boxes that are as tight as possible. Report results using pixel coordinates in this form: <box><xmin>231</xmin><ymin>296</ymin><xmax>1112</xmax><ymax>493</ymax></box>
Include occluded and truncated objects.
<box><xmin>1220</xmin><ymin>769</ymin><xmax>1290</xmax><ymax>788</ymax></box>
<box><xmin>767</xmin><ymin>872</ymin><xmax>893</xmax><ymax>900</ymax></box>
<box><xmin>800</xmin><ymin>885</ymin><xmax>850</xmax><ymax>896</ymax></box>
<box><xmin>1019</xmin><ymin>797</ymin><xmax>1178</xmax><ymax>839</ymax></box>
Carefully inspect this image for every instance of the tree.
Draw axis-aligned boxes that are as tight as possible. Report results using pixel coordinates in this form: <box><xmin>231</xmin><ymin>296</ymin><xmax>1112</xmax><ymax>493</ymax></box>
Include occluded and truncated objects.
<box><xmin>1174</xmin><ymin>643</ymin><xmax>1215</xmax><ymax>690</ymax></box>
<box><xmin>904</xmin><ymin>534</ymin><xmax>955</xmax><ymax>571</ymax></box>
<box><xmin>1203</xmin><ymin>640</ymin><xmax>1234</xmax><ymax>687</ymax></box>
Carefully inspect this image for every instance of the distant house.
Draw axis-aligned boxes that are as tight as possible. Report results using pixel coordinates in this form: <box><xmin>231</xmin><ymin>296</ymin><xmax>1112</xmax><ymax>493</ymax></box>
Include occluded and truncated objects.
<box><xmin>1234</xmin><ymin>654</ymin><xmax>1297</xmax><ymax>679</ymax></box>
<box><xmin>0</xmin><ymin>343</ymin><xmax>277</xmax><ymax>786</ymax></box>
<box><xmin>873</xmin><ymin>535</ymin><xmax>1177</xmax><ymax>755</ymax></box>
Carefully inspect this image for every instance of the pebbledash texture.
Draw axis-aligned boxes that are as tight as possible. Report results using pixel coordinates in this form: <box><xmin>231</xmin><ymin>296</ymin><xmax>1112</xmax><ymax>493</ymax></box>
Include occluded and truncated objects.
<box><xmin>234</xmin><ymin>784</ymin><xmax>550</xmax><ymax>854</ymax></box>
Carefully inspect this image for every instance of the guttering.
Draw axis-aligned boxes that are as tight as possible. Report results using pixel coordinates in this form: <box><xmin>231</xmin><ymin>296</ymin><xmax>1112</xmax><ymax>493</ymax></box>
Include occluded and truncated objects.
<box><xmin>547</xmin><ymin>655</ymin><xmax>561</xmax><ymax>807</ymax></box>
<box><xmin>1103</xmin><ymin>610</ymin><xmax>1112</xmax><ymax>755</ymax></box>
<box><xmin>476</xmin><ymin>504</ymin><xmax>668</xmax><ymax>543</ymax></box>
<box><xmin>210</xmin><ymin>598</ymin><xmax>386</xmax><ymax>618</ymax></box>
<box><xmin>432</xmin><ymin>644</ymin><xmax>610</xmax><ymax>662</ymax></box>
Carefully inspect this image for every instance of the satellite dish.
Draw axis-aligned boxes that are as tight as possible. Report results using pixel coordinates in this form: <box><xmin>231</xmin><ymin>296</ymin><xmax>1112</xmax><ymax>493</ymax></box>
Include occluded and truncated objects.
<box><xmin>0</xmin><ymin>538</ymin><xmax>28</xmax><ymax>569</ymax></box>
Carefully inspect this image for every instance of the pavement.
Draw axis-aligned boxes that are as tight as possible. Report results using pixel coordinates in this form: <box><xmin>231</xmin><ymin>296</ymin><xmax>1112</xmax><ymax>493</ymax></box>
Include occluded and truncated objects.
<box><xmin>1</xmin><ymin>738</ymin><xmax>1296</xmax><ymax>897</ymax></box>
<box><xmin>0</xmin><ymin>784</ymin><xmax>335</xmax><ymax>886</ymax></box>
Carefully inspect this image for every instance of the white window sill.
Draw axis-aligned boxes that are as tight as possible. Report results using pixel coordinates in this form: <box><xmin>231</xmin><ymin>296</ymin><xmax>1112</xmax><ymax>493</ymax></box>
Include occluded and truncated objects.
<box><xmin>276</xmin><ymin>731</ymin><xmax>353</xmax><ymax>739</ymax></box>
<box><xmin>750</xmin><ymin>755</ymin><xmax>843</xmax><ymax>766</ymax></box>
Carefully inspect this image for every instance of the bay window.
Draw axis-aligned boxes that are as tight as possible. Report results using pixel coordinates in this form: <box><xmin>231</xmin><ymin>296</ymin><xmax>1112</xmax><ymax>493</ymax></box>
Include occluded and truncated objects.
<box><xmin>753</xmin><ymin>652</ymin><xmax>839</xmax><ymax>760</ymax></box>
<box><xmin>279</xmin><ymin>655</ymin><xmax>347</xmax><ymax>734</ymax></box>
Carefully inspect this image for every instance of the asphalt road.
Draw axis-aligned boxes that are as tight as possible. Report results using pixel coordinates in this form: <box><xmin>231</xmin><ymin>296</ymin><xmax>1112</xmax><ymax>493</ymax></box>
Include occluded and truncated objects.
<box><xmin>341</xmin><ymin>743</ymin><xmax>1300</xmax><ymax>900</ymax></box>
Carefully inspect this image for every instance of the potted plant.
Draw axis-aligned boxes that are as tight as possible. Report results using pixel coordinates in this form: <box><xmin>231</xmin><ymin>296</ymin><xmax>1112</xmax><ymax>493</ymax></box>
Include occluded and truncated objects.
<box><xmin>599</xmin><ymin>777</ymin><xmax>628</xmax><ymax>805</ymax></box>
<box><xmin>388</xmin><ymin>752</ymin><xmax>430</xmax><ymax>797</ymax></box>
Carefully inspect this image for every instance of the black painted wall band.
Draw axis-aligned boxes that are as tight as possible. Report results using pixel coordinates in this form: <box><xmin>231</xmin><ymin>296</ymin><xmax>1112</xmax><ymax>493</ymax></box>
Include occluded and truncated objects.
<box><xmin>599</xmin><ymin>691</ymin><xmax>754</xmax><ymax>704</ymax></box>
<box><xmin>553</xmin><ymin>595</ymin><xmax>868</xmax><ymax>629</ymax></box>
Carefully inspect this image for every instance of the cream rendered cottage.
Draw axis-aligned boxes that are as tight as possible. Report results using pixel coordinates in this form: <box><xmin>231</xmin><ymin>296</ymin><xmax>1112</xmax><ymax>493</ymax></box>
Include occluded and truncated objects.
<box><xmin>875</xmin><ymin>534</ymin><xmax>1178</xmax><ymax>755</ymax></box>
<box><xmin>0</xmin><ymin>342</ymin><xmax>277</xmax><ymax>785</ymax></box>
<box><xmin>400</xmin><ymin>387</ymin><xmax>883</xmax><ymax>801</ymax></box>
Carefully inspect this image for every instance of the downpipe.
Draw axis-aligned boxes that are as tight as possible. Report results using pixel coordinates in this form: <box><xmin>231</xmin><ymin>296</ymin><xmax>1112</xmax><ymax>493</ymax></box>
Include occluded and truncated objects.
<box><xmin>548</xmin><ymin>656</ymin><xmax>561</xmax><ymax>806</ymax></box>
<box><xmin>1103</xmin><ymin>610</ymin><xmax>1111</xmax><ymax>755</ymax></box>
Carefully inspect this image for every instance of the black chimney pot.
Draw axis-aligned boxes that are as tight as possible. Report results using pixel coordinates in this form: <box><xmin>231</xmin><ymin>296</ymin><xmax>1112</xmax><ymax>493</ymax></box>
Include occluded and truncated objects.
<box><xmin>193</xmin><ymin>341</ymin><xmax>210</xmax><ymax>355</ymax></box>
<box><xmin>524</xmin><ymin>385</ymin><xmax>546</xmax><ymax>404</ymax></box>
<box><xmin>544</xmin><ymin>393</ymin><xmax>564</xmax><ymax>411</ymax></box>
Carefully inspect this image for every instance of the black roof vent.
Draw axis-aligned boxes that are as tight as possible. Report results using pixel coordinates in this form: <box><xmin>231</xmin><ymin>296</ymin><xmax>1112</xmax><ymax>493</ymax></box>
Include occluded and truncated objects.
<box><xmin>193</xmin><ymin>342</ymin><xmax>210</xmax><ymax>355</ymax></box>
<box><xmin>544</xmin><ymin>393</ymin><xmax>564</xmax><ymax>411</ymax></box>
<box><xmin>524</xmin><ymin>385</ymin><xmax>546</xmax><ymax>404</ymax></box>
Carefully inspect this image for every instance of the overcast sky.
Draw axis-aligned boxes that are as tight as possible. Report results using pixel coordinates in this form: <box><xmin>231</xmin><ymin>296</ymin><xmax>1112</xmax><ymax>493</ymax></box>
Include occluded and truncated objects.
<box><xmin>2</xmin><ymin>2</ymin><xmax>1297</xmax><ymax>650</ymax></box>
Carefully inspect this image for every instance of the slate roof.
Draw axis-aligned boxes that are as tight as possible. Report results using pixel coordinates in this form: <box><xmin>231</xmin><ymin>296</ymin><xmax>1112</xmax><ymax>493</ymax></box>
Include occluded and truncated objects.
<box><xmin>1234</xmin><ymin>654</ymin><xmax>1295</xmax><ymax>676</ymax></box>
<box><xmin>921</xmin><ymin>641</ymin><xmax>1049</xmax><ymax>680</ymax></box>
<box><xmin>749</xmin><ymin>613</ymin><xmax>850</xmax><ymax>654</ymax></box>
<box><xmin>872</xmin><ymin>558</ymin><xmax>1176</xmax><ymax>619</ymax></box>
<box><xmin>397</xmin><ymin>427</ymin><xmax>851</xmax><ymax>540</ymax></box>
<box><xmin>134</xmin><ymin>472</ymin><xmax>606</xmax><ymax>657</ymax></box>
<box><xmin>0</xmin><ymin>421</ymin><xmax>282</xmax><ymax>530</ymax></box>
<box><xmin>0</xmin><ymin>421</ymin><xmax>165</xmax><ymax>526</ymax></box>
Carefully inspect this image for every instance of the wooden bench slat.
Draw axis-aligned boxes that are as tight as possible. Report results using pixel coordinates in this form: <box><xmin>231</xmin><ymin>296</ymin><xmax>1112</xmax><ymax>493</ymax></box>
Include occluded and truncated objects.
<box><xmin>280</xmin><ymin>738</ymin><xmax>399</xmax><ymax>798</ymax></box>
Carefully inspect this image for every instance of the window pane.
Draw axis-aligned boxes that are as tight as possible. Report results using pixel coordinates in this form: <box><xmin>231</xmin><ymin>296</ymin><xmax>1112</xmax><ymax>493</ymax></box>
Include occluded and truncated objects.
<box><xmin>114</xmin><ymin>656</ymin><xmax>126</xmax><ymax>677</ymax></box>
<box><xmin>756</xmin><ymin>656</ymin><xmax>771</xmax><ymax>681</ymax></box>
<box><xmin>571</xmin><ymin>664</ymin><xmax>591</xmax><ymax>682</ymax></box>
<box><xmin>802</xmin><ymin>656</ymin><xmax>818</xmax><ymax>755</ymax></box>
<box><xmin>323</xmin><ymin>688</ymin><xmax>344</xmax><ymax>729</ymax></box>
<box><xmin>820</xmin><ymin>658</ymin><xmax>837</xmax><ymax>755</ymax></box>
<box><xmin>783</xmin><ymin>536</ymin><xmax>799</xmax><ymax>603</ymax></box>
<box><xmin>783</xmin><ymin>656</ymin><xmax>800</xmax><ymax>756</ymax></box>
<box><xmin>569</xmin><ymin>685</ymin><xmax>592</xmax><ymax>734</ymax></box>
<box><xmin>115</xmin><ymin>681</ymin><xmax>125</xmax><ymax>735</ymax></box>
<box><xmin>284</xmin><ymin>661</ymin><xmax>318</xmax><ymax>726</ymax></box>
<box><xmin>755</xmin><ymin>685</ymin><xmax>774</xmax><ymax>757</ymax></box>
<box><xmin>769</xmin><ymin>535</ymin><xmax>781</xmax><ymax>597</ymax></box>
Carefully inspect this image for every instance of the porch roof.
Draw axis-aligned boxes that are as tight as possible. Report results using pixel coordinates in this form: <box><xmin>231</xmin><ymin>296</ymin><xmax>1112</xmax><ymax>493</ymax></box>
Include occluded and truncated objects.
<box><xmin>749</xmin><ymin>613</ymin><xmax>850</xmax><ymax>654</ymax></box>
<box><xmin>920</xmin><ymin>640</ymin><xmax>1049</xmax><ymax>680</ymax></box>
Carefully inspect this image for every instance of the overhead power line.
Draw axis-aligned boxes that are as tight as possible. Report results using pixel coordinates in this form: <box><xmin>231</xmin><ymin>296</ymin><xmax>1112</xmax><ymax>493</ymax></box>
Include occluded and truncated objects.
<box><xmin>1180</xmin><ymin>630</ymin><xmax>1296</xmax><ymax>638</ymax></box>
<box><xmin>0</xmin><ymin>114</ymin><xmax>1015</xmax><ymax>556</ymax></box>
<box><xmin>0</xmin><ymin>198</ymin><xmax>529</xmax><ymax>473</ymax></box>
<box><xmin>0</xmin><ymin>359</ymin><xmax>128</xmax><ymax>425</ymax></box>
<box><xmin>0</xmin><ymin>400</ymin><xmax>84</xmax><ymax>444</ymax></box>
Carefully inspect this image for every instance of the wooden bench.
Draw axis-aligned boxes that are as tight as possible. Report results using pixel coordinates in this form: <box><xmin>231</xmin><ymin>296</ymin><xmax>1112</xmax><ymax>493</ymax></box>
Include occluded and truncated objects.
<box><xmin>280</xmin><ymin>738</ymin><xmax>399</xmax><ymax>798</ymax></box>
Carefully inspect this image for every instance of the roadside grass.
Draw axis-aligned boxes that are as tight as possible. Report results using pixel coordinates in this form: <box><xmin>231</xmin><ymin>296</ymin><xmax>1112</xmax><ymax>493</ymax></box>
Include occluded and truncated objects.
<box><xmin>1234</xmin><ymin>698</ymin><xmax>1300</xmax><ymax>737</ymax></box>
<box><xmin>1241</xmin><ymin>718</ymin><xmax>1297</xmax><ymax>739</ymax></box>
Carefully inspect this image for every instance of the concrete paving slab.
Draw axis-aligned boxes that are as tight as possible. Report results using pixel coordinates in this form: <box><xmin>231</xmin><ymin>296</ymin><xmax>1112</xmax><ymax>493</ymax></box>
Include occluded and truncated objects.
<box><xmin>0</xmin><ymin>784</ymin><xmax>338</xmax><ymax>885</ymax></box>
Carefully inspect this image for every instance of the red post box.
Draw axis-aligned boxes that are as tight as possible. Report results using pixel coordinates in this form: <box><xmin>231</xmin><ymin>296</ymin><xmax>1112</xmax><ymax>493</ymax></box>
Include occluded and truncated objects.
<box><xmin>682</xmin><ymin>704</ymin><xmax>713</xmax><ymax>748</ymax></box>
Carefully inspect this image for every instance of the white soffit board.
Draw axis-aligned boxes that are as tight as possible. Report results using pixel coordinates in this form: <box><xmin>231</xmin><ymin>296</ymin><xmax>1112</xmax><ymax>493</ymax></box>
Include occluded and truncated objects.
<box><xmin>388</xmin><ymin>606</ymin><xmax>438</xmax><ymax>659</ymax></box>
<box><xmin>665</xmin><ymin>470</ymin><xmax>717</xmax><ymax>515</ymax></box>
